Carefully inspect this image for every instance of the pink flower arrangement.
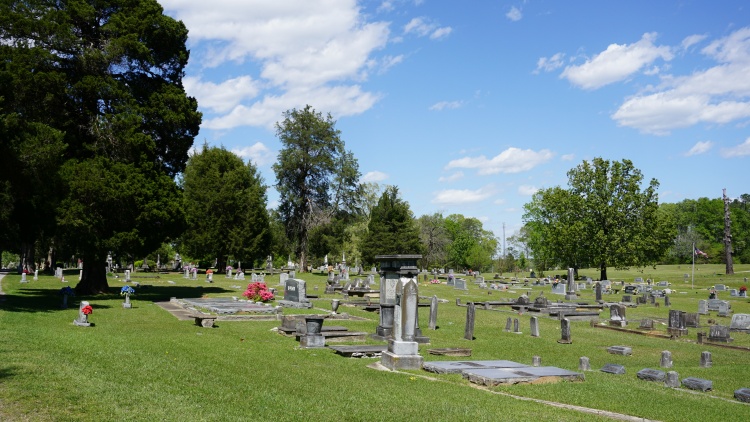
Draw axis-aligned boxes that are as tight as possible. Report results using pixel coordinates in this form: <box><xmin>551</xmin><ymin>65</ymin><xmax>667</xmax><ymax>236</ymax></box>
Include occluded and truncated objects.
<box><xmin>430</xmin><ymin>279</ymin><xmax>441</xmax><ymax>284</ymax></box>
<box><xmin>243</xmin><ymin>282</ymin><xmax>274</xmax><ymax>302</ymax></box>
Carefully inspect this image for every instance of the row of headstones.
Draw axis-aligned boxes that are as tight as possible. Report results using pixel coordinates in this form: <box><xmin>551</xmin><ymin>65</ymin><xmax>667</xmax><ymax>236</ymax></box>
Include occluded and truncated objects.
<box><xmin>19</xmin><ymin>270</ymin><xmax>39</xmax><ymax>283</ymax></box>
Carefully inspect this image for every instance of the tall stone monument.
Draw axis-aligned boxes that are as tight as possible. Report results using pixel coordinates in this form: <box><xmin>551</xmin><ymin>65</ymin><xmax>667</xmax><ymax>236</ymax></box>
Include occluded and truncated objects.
<box><xmin>372</xmin><ymin>254</ymin><xmax>421</xmax><ymax>341</ymax></box>
<box><xmin>380</xmin><ymin>277</ymin><xmax>424</xmax><ymax>370</ymax></box>
<box><xmin>565</xmin><ymin>267</ymin><xmax>577</xmax><ymax>301</ymax></box>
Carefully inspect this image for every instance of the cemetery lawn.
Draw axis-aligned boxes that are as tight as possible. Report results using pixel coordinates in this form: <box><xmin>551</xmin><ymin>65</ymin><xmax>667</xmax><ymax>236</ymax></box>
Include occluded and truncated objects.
<box><xmin>0</xmin><ymin>264</ymin><xmax>749</xmax><ymax>421</ymax></box>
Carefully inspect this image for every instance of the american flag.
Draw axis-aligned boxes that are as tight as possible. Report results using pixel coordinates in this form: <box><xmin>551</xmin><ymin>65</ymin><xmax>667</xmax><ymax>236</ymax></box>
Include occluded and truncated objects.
<box><xmin>694</xmin><ymin>247</ymin><xmax>708</xmax><ymax>258</ymax></box>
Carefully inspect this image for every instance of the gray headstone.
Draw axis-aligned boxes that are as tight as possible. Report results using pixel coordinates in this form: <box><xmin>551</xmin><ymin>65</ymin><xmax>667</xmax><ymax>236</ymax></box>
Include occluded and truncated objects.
<box><xmin>700</xmin><ymin>351</ymin><xmax>712</xmax><ymax>368</ymax></box>
<box><xmin>637</xmin><ymin>368</ymin><xmax>666</xmax><ymax>382</ymax></box>
<box><xmin>734</xmin><ymin>388</ymin><xmax>750</xmax><ymax>403</ymax></box>
<box><xmin>601</xmin><ymin>364</ymin><xmax>626</xmax><ymax>375</ymax></box>
<box><xmin>682</xmin><ymin>377</ymin><xmax>712</xmax><ymax>392</ymax></box>
<box><xmin>579</xmin><ymin>356</ymin><xmax>590</xmax><ymax>371</ymax></box>
<box><xmin>698</xmin><ymin>300</ymin><xmax>708</xmax><ymax>315</ymax></box>
<box><xmin>283</xmin><ymin>278</ymin><xmax>306</xmax><ymax>302</ymax></box>
<box><xmin>730</xmin><ymin>314</ymin><xmax>750</xmax><ymax>332</ymax></box>
<box><xmin>639</xmin><ymin>319</ymin><xmax>654</xmax><ymax>329</ymax></box>
<box><xmin>708</xmin><ymin>325</ymin><xmax>732</xmax><ymax>342</ymax></box>
<box><xmin>685</xmin><ymin>313</ymin><xmax>700</xmax><ymax>328</ymax></box>
<box><xmin>551</xmin><ymin>283</ymin><xmax>566</xmax><ymax>295</ymax></box>
<box><xmin>718</xmin><ymin>301</ymin><xmax>730</xmax><ymax>317</ymax></box>
<box><xmin>558</xmin><ymin>318</ymin><xmax>571</xmax><ymax>344</ymax></box>
<box><xmin>714</xmin><ymin>284</ymin><xmax>726</xmax><ymax>291</ymax></box>
<box><xmin>454</xmin><ymin>278</ymin><xmax>468</xmax><ymax>291</ymax></box>
<box><xmin>607</xmin><ymin>346</ymin><xmax>632</xmax><ymax>356</ymax></box>
<box><xmin>279</xmin><ymin>272</ymin><xmax>289</xmax><ymax>286</ymax></box>
<box><xmin>665</xmin><ymin>371</ymin><xmax>680</xmax><ymax>388</ymax></box>
<box><xmin>530</xmin><ymin>316</ymin><xmax>540</xmax><ymax>337</ymax></box>
<box><xmin>595</xmin><ymin>282</ymin><xmax>602</xmax><ymax>302</ymax></box>
<box><xmin>464</xmin><ymin>302</ymin><xmax>475</xmax><ymax>340</ymax></box>
<box><xmin>505</xmin><ymin>317</ymin><xmax>512</xmax><ymax>332</ymax></box>
<box><xmin>660</xmin><ymin>351</ymin><xmax>672</xmax><ymax>368</ymax></box>
<box><xmin>428</xmin><ymin>295</ymin><xmax>438</xmax><ymax>330</ymax></box>
<box><xmin>512</xmin><ymin>318</ymin><xmax>520</xmax><ymax>334</ymax></box>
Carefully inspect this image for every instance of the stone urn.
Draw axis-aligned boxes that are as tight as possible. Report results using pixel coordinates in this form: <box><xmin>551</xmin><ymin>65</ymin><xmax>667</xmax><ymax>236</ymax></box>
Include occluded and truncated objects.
<box><xmin>331</xmin><ymin>299</ymin><xmax>340</xmax><ymax>314</ymax></box>
<box><xmin>304</xmin><ymin>317</ymin><xmax>325</xmax><ymax>335</ymax></box>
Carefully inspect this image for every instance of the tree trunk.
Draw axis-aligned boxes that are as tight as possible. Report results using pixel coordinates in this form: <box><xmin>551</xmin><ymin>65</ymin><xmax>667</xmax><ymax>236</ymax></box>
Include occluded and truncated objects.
<box><xmin>75</xmin><ymin>254</ymin><xmax>110</xmax><ymax>295</ymax></box>
<box><xmin>723</xmin><ymin>188</ymin><xmax>734</xmax><ymax>275</ymax></box>
<box><xmin>600</xmin><ymin>262</ymin><xmax>607</xmax><ymax>281</ymax></box>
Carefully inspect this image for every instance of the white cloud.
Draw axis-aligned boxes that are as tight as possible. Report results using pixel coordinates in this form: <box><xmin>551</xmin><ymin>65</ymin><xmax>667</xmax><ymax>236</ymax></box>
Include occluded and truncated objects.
<box><xmin>361</xmin><ymin>171</ymin><xmax>389</xmax><ymax>182</ymax></box>
<box><xmin>561</xmin><ymin>32</ymin><xmax>673</xmax><ymax>90</ymax></box>
<box><xmin>611</xmin><ymin>27</ymin><xmax>750</xmax><ymax>134</ymax></box>
<box><xmin>681</xmin><ymin>34</ymin><xmax>707</xmax><ymax>51</ymax></box>
<box><xmin>432</xmin><ymin>185</ymin><xmax>495</xmax><ymax>205</ymax></box>
<box><xmin>561</xmin><ymin>153</ymin><xmax>575</xmax><ymax>161</ymax></box>
<box><xmin>160</xmin><ymin>0</ymin><xmax>390</xmax><ymax>130</ymax></box>
<box><xmin>203</xmin><ymin>85</ymin><xmax>382</xmax><ymax>130</ymax></box>
<box><xmin>377</xmin><ymin>1</ymin><xmax>394</xmax><ymax>13</ymax></box>
<box><xmin>429</xmin><ymin>100</ymin><xmax>464</xmax><ymax>111</ymax></box>
<box><xmin>404</xmin><ymin>17</ymin><xmax>452</xmax><ymax>40</ymax></box>
<box><xmin>506</xmin><ymin>6</ymin><xmax>522</xmax><ymax>22</ymax></box>
<box><xmin>438</xmin><ymin>171</ymin><xmax>464</xmax><ymax>182</ymax></box>
<box><xmin>720</xmin><ymin>137</ymin><xmax>750</xmax><ymax>157</ymax></box>
<box><xmin>684</xmin><ymin>141</ymin><xmax>713</xmax><ymax>156</ymax></box>
<box><xmin>518</xmin><ymin>185</ymin><xmax>538</xmax><ymax>196</ymax></box>
<box><xmin>445</xmin><ymin>147</ymin><xmax>554</xmax><ymax>175</ymax></box>
<box><xmin>535</xmin><ymin>53</ymin><xmax>565</xmax><ymax>73</ymax></box>
<box><xmin>184</xmin><ymin>76</ymin><xmax>260</xmax><ymax>113</ymax></box>
<box><xmin>232</xmin><ymin>142</ymin><xmax>274</xmax><ymax>166</ymax></box>
<box><xmin>493</xmin><ymin>198</ymin><xmax>506</xmax><ymax>205</ymax></box>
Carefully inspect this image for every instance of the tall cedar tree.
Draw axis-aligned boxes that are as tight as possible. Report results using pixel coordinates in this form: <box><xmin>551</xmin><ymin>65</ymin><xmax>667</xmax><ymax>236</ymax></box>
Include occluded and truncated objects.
<box><xmin>273</xmin><ymin>105</ymin><xmax>361</xmax><ymax>271</ymax></box>
<box><xmin>181</xmin><ymin>145</ymin><xmax>271</xmax><ymax>271</ymax></box>
<box><xmin>361</xmin><ymin>186</ymin><xmax>421</xmax><ymax>265</ymax></box>
<box><xmin>0</xmin><ymin>1</ymin><xmax>201</xmax><ymax>293</ymax></box>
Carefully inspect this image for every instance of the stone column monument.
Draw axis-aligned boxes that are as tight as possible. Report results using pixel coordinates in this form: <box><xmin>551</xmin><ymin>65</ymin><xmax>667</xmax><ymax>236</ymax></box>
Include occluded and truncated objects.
<box><xmin>372</xmin><ymin>254</ymin><xmax>421</xmax><ymax>341</ymax></box>
<box><xmin>380</xmin><ymin>277</ymin><xmax>424</xmax><ymax>370</ymax></box>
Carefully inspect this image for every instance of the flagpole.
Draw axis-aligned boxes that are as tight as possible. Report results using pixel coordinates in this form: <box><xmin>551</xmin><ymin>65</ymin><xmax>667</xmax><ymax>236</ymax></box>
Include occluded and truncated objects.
<box><xmin>691</xmin><ymin>242</ymin><xmax>695</xmax><ymax>290</ymax></box>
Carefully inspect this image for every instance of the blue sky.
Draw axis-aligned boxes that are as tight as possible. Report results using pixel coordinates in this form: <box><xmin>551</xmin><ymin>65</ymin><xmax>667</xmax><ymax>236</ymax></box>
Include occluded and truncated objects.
<box><xmin>159</xmin><ymin>0</ymin><xmax>750</xmax><ymax>246</ymax></box>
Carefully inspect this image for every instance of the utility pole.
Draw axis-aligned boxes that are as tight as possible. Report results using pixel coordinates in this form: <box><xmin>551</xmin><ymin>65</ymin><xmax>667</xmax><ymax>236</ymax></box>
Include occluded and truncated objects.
<box><xmin>502</xmin><ymin>222</ymin><xmax>506</xmax><ymax>258</ymax></box>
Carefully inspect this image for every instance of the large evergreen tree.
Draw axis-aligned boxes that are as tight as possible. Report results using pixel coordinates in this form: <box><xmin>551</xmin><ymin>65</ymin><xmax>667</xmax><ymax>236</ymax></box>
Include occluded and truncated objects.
<box><xmin>360</xmin><ymin>186</ymin><xmax>421</xmax><ymax>265</ymax></box>
<box><xmin>0</xmin><ymin>0</ymin><xmax>201</xmax><ymax>293</ymax></box>
<box><xmin>181</xmin><ymin>145</ymin><xmax>270</xmax><ymax>270</ymax></box>
<box><xmin>273</xmin><ymin>105</ymin><xmax>361</xmax><ymax>271</ymax></box>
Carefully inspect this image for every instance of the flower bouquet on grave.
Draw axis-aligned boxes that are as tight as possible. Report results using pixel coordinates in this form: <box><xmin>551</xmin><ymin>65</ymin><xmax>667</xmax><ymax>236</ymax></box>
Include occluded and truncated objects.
<box><xmin>430</xmin><ymin>279</ymin><xmax>441</xmax><ymax>284</ymax></box>
<box><xmin>741</xmin><ymin>286</ymin><xmax>747</xmax><ymax>297</ymax></box>
<box><xmin>242</xmin><ymin>282</ymin><xmax>274</xmax><ymax>303</ymax></box>
<box><xmin>75</xmin><ymin>302</ymin><xmax>94</xmax><ymax>326</ymax></box>
<box><xmin>120</xmin><ymin>285</ymin><xmax>135</xmax><ymax>308</ymax></box>
<box><xmin>59</xmin><ymin>286</ymin><xmax>75</xmax><ymax>308</ymax></box>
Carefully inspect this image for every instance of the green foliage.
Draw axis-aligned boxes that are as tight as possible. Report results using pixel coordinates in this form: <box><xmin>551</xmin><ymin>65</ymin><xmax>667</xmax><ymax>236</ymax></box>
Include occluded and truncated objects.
<box><xmin>660</xmin><ymin>195</ymin><xmax>750</xmax><ymax>265</ymax></box>
<box><xmin>523</xmin><ymin>158</ymin><xmax>674</xmax><ymax>280</ymax></box>
<box><xmin>0</xmin><ymin>0</ymin><xmax>201</xmax><ymax>293</ymax></box>
<box><xmin>181</xmin><ymin>145</ymin><xmax>271</xmax><ymax>269</ymax></box>
<box><xmin>360</xmin><ymin>186</ymin><xmax>421</xmax><ymax>265</ymax></box>
<box><xmin>273</xmin><ymin>105</ymin><xmax>361</xmax><ymax>270</ymax></box>
<box><xmin>444</xmin><ymin>214</ymin><xmax>497</xmax><ymax>272</ymax></box>
<box><xmin>417</xmin><ymin>213</ymin><xmax>450</xmax><ymax>269</ymax></box>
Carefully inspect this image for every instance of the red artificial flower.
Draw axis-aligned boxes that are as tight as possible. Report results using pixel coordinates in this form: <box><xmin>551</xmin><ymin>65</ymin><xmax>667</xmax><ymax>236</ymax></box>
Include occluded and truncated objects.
<box><xmin>81</xmin><ymin>305</ymin><xmax>93</xmax><ymax>315</ymax></box>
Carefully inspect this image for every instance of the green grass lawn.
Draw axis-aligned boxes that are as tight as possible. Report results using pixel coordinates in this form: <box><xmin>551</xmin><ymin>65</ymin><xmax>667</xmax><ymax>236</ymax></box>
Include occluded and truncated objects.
<box><xmin>1</xmin><ymin>264</ymin><xmax>749</xmax><ymax>421</ymax></box>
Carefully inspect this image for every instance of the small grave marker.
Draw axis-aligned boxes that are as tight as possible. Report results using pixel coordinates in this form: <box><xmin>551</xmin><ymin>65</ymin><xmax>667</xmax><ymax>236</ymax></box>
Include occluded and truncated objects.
<box><xmin>600</xmin><ymin>364</ymin><xmax>626</xmax><ymax>375</ymax></box>
<box><xmin>682</xmin><ymin>377</ymin><xmax>712</xmax><ymax>392</ymax></box>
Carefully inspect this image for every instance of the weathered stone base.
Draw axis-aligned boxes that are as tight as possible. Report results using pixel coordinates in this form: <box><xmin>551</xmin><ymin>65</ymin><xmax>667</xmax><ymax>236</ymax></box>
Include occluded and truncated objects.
<box><xmin>122</xmin><ymin>302</ymin><xmax>132</xmax><ymax>309</ymax></box>
<box><xmin>609</xmin><ymin>320</ymin><xmax>627</xmax><ymax>327</ymax></box>
<box><xmin>277</xmin><ymin>300</ymin><xmax>313</xmax><ymax>309</ymax></box>
<box><xmin>73</xmin><ymin>320</ymin><xmax>91</xmax><ymax>327</ymax></box>
<box><xmin>300</xmin><ymin>334</ymin><xmax>325</xmax><ymax>348</ymax></box>
<box><xmin>380</xmin><ymin>351</ymin><xmax>424</xmax><ymax>370</ymax></box>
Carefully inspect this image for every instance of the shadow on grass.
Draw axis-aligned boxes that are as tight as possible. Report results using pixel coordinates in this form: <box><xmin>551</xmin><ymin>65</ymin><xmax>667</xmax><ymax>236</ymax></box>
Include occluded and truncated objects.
<box><xmin>0</xmin><ymin>285</ymin><xmax>230</xmax><ymax>314</ymax></box>
<box><xmin>0</xmin><ymin>366</ymin><xmax>18</xmax><ymax>381</ymax></box>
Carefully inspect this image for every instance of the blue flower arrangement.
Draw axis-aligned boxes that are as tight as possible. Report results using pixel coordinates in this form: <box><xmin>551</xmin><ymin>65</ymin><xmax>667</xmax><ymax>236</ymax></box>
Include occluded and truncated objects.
<box><xmin>120</xmin><ymin>286</ymin><xmax>135</xmax><ymax>296</ymax></box>
<box><xmin>59</xmin><ymin>286</ymin><xmax>75</xmax><ymax>296</ymax></box>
